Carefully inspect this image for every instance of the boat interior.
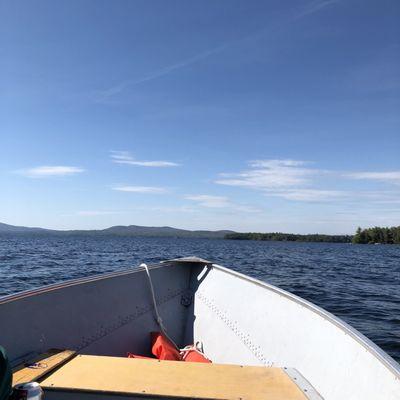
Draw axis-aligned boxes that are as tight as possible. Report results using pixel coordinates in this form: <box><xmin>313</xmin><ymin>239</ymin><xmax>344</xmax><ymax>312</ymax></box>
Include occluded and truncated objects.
<box><xmin>12</xmin><ymin>349</ymin><xmax>307</xmax><ymax>400</ymax></box>
<box><xmin>1</xmin><ymin>257</ymin><xmax>399</xmax><ymax>400</ymax></box>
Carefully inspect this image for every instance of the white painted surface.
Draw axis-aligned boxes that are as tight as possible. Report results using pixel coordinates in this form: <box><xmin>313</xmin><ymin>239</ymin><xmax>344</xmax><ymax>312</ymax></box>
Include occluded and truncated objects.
<box><xmin>192</xmin><ymin>264</ymin><xmax>400</xmax><ymax>400</ymax></box>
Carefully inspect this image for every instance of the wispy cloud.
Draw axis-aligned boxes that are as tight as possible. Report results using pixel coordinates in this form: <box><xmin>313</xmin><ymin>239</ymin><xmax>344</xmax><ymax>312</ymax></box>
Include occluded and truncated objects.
<box><xmin>113</xmin><ymin>185</ymin><xmax>167</xmax><ymax>194</ymax></box>
<box><xmin>17</xmin><ymin>166</ymin><xmax>84</xmax><ymax>178</ymax></box>
<box><xmin>95</xmin><ymin>1</ymin><xmax>339</xmax><ymax>102</ymax></box>
<box><xmin>134</xmin><ymin>205</ymin><xmax>197</xmax><ymax>213</ymax></box>
<box><xmin>267</xmin><ymin>189</ymin><xmax>346</xmax><ymax>202</ymax></box>
<box><xmin>215</xmin><ymin>159</ymin><xmax>400</xmax><ymax>203</ymax></box>
<box><xmin>216</xmin><ymin>159</ymin><xmax>316</xmax><ymax>189</ymax></box>
<box><xmin>185</xmin><ymin>195</ymin><xmax>230</xmax><ymax>208</ymax></box>
<box><xmin>110</xmin><ymin>151</ymin><xmax>180</xmax><ymax>167</ymax></box>
<box><xmin>77</xmin><ymin>211</ymin><xmax>122</xmax><ymax>216</ymax></box>
<box><xmin>185</xmin><ymin>194</ymin><xmax>260</xmax><ymax>213</ymax></box>
<box><xmin>73</xmin><ymin>207</ymin><xmax>195</xmax><ymax>217</ymax></box>
<box><xmin>266</xmin><ymin>188</ymin><xmax>400</xmax><ymax>203</ymax></box>
<box><xmin>344</xmin><ymin>171</ymin><xmax>400</xmax><ymax>185</ymax></box>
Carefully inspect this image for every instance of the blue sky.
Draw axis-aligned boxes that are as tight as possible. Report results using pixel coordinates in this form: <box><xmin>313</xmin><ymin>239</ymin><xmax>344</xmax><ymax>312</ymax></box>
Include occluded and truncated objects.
<box><xmin>1</xmin><ymin>0</ymin><xmax>399</xmax><ymax>233</ymax></box>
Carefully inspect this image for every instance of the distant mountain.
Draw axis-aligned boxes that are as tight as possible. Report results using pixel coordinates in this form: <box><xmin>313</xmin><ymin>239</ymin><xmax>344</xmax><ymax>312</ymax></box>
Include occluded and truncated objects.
<box><xmin>101</xmin><ymin>225</ymin><xmax>234</xmax><ymax>238</ymax></box>
<box><xmin>0</xmin><ymin>222</ymin><xmax>234</xmax><ymax>239</ymax></box>
<box><xmin>0</xmin><ymin>222</ymin><xmax>50</xmax><ymax>233</ymax></box>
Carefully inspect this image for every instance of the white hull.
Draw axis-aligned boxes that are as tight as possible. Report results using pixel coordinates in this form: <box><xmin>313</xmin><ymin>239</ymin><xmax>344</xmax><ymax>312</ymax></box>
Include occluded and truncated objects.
<box><xmin>1</xmin><ymin>258</ymin><xmax>399</xmax><ymax>399</ymax></box>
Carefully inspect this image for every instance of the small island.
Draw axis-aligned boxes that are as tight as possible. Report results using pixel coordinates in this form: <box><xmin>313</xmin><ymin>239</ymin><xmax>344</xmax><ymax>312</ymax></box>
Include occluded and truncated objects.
<box><xmin>225</xmin><ymin>226</ymin><xmax>400</xmax><ymax>245</ymax></box>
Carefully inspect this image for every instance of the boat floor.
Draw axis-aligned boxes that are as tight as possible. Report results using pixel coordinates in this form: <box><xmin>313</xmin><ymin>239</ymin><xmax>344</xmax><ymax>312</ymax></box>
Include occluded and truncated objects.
<box><xmin>14</xmin><ymin>351</ymin><xmax>309</xmax><ymax>400</ymax></box>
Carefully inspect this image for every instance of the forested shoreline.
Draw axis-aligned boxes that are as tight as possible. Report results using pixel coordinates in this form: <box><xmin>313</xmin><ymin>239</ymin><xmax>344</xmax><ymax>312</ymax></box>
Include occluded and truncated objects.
<box><xmin>224</xmin><ymin>232</ymin><xmax>352</xmax><ymax>243</ymax></box>
<box><xmin>225</xmin><ymin>226</ymin><xmax>400</xmax><ymax>244</ymax></box>
<box><xmin>352</xmin><ymin>226</ymin><xmax>400</xmax><ymax>244</ymax></box>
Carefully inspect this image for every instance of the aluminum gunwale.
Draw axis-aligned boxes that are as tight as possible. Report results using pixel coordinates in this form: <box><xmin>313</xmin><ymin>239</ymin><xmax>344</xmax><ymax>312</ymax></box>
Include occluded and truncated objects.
<box><xmin>0</xmin><ymin>263</ymin><xmax>162</xmax><ymax>305</ymax></box>
<box><xmin>211</xmin><ymin>263</ymin><xmax>400</xmax><ymax>378</ymax></box>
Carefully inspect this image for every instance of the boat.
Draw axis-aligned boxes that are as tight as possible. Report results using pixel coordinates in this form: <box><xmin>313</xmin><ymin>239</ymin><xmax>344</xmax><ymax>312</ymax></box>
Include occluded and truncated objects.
<box><xmin>0</xmin><ymin>257</ymin><xmax>399</xmax><ymax>399</ymax></box>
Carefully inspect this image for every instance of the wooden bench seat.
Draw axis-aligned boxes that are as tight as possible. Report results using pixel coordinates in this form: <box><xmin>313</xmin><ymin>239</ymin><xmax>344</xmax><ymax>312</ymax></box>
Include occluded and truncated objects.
<box><xmin>12</xmin><ymin>349</ymin><xmax>76</xmax><ymax>386</ymax></box>
<box><xmin>40</xmin><ymin>354</ymin><xmax>308</xmax><ymax>400</ymax></box>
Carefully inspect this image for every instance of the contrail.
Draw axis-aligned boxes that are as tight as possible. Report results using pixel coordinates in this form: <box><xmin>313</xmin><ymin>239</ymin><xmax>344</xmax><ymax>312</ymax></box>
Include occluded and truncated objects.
<box><xmin>294</xmin><ymin>0</ymin><xmax>339</xmax><ymax>19</ymax></box>
<box><xmin>95</xmin><ymin>0</ymin><xmax>339</xmax><ymax>102</ymax></box>
<box><xmin>95</xmin><ymin>43</ymin><xmax>230</xmax><ymax>102</ymax></box>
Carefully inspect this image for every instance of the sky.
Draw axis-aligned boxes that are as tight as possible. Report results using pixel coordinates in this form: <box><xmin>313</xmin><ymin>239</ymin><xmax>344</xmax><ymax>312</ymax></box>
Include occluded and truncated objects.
<box><xmin>0</xmin><ymin>0</ymin><xmax>399</xmax><ymax>234</ymax></box>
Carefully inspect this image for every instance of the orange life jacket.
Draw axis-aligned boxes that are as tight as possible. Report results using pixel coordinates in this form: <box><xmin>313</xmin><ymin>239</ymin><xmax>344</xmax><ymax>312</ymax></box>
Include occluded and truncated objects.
<box><xmin>127</xmin><ymin>333</ymin><xmax>212</xmax><ymax>363</ymax></box>
<box><xmin>151</xmin><ymin>332</ymin><xmax>181</xmax><ymax>361</ymax></box>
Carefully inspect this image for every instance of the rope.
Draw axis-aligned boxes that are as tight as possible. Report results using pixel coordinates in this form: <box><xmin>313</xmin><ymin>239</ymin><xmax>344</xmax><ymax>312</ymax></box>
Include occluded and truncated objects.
<box><xmin>180</xmin><ymin>341</ymin><xmax>207</xmax><ymax>361</ymax></box>
<box><xmin>140</xmin><ymin>263</ymin><xmax>179</xmax><ymax>350</ymax></box>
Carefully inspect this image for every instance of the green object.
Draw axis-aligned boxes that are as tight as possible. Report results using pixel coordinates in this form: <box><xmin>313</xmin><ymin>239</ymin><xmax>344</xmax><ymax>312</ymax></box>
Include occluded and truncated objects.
<box><xmin>0</xmin><ymin>346</ymin><xmax>12</xmax><ymax>400</ymax></box>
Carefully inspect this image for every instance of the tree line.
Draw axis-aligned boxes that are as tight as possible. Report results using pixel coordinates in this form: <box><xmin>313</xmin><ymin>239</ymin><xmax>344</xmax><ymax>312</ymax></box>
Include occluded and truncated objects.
<box><xmin>352</xmin><ymin>226</ymin><xmax>400</xmax><ymax>244</ymax></box>
<box><xmin>225</xmin><ymin>225</ymin><xmax>400</xmax><ymax>244</ymax></box>
<box><xmin>224</xmin><ymin>232</ymin><xmax>352</xmax><ymax>243</ymax></box>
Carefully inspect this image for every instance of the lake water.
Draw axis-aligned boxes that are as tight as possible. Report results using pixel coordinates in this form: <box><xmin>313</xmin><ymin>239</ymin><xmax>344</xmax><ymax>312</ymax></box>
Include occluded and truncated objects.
<box><xmin>0</xmin><ymin>234</ymin><xmax>399</xmax><ymax>362</ymax></box>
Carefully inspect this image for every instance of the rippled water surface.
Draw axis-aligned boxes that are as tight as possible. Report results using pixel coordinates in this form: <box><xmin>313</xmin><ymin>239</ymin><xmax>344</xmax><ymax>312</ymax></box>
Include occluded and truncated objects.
<box><xmin>1</xmin><ymin>234</ymin><xmax>399</xmax><ymax>362</ymax></box>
